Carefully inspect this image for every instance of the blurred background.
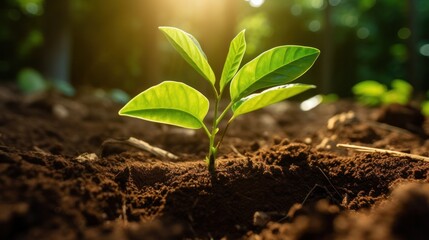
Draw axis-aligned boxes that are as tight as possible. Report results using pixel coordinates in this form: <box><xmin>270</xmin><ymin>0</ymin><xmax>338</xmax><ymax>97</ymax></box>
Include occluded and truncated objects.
<box><xmin>1</xmin><ymin>0</ymin><xmax>428</xmax><ymax>98</ymax></box>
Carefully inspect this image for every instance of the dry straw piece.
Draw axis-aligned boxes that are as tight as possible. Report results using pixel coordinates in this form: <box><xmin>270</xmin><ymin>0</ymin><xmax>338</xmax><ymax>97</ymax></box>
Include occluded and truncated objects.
<box><xmin>337</xmin><ymin>143</ymin><xmax>429</xmax><ymax>163</ymax></box>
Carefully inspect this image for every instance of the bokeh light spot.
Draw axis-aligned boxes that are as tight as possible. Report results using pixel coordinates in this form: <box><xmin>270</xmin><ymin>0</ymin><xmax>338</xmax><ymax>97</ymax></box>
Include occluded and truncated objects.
<box><xmin>397</xmin><ymin>27</ymin><xmax>411</xmax><ymax>40</ymax></box>
<box><xmin>247</xmin><ymin>0</ymin><xmax>265</xmax><ymax>8</ymax></box>
<box><xmin>357</xmin><ymin>27</ymin><xmax>370</xmax><ymax>39</ymax></box>
<box><xmin>290</xmin><ymin>4</ymin><xmax>302</xmax><ymax>16</ymax></box>
<box><xmin>420</xmin><ymin>44</ymin><xmax>429</xmax><ymax>57</ymax></box>
<box><xmin>300</xmin><ymin>95</ymin><xmax>323</xmax><ymax>111</ymax></box>
<box><xmin>25</xmin><ymin>3</ymin><xmax>41</xmax><ymax>15</ymax></box>
<box><xmin>308</xmin><ymin>20</ymin><xmax>321</xmax><ymax>32</ymax></box>
<box><xmin>311</xmin><ymin>0</ymin><xmax>324</xmax><ymax>9</ymax></box>
<box><xmin>342</xmin><ymin>14</ymin><xmax>358</xmax><ymax>27</ymax></box>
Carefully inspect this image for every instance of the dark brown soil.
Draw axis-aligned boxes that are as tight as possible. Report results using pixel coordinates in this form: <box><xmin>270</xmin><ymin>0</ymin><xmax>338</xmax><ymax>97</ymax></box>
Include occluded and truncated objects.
<box><xmin>1</xmin><ymin>85</ymin><xmax>429</xmax><ymax>239</ymax></box>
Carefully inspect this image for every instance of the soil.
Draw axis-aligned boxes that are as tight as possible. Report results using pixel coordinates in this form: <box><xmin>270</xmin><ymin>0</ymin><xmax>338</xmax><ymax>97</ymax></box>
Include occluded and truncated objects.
<box><xmin>1</xmin><ymin>84</ymin><xmax>429</xmax><ymax>240</ymax></box>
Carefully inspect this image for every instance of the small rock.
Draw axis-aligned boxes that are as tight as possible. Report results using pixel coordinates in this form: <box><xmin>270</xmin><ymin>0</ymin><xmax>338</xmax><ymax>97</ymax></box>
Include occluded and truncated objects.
<box><xmin>53</xmin><ymin>104</ymin><xmax>69</xmax><ymax>119</ymax></box>
<box><xmin>75</xmin><ymin>153</ymin><xmax>98</xmax><ymax>162</ymax></box>
<box><xmin>253</xmin><ymin>211</ymin><xmax>271</xmax><ymax>227</ymax></box>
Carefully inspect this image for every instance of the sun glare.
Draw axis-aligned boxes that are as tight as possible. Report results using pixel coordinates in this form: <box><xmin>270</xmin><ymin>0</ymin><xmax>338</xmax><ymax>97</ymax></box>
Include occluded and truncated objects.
<box><xmin>247</xmin><ymin>0</ymin><xmax>265</xmax><ymax>8</ymax></box>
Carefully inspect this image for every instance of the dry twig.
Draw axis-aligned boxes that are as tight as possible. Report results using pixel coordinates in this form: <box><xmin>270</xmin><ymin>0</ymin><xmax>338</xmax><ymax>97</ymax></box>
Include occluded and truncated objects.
<box><xmin>337</xmin><ymin>143</ymin><xmax>429</xmax><ymax>163</ymax></box>
<box><xmin>230</xmin><ymin>145</ymin><xmax>245</xmax><ymax>157</ymax></box>
<box><xmin>102</xmin><ymin>137</ymin><xmax>179</xmax><ymax>160</ymax></box>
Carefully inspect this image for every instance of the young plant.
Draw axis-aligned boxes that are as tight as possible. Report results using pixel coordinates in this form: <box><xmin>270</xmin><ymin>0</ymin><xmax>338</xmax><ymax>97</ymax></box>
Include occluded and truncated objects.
<box><xmin>119</xmin><ymin>27</ymin><xmax>320</xmax><ymax>172</ymax></box>
<box><xmin>352</xmin><ymin>79</ymin><xmax>413</xmax><ymax>106</ymax></box>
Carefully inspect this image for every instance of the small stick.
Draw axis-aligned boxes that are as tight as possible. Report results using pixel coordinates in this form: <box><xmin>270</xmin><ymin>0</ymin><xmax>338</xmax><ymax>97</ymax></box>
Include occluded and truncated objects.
<box><xmin>127</xmin><ymin>137</ymin><xmax>179</xmax><ymax>160</ymax></box>
<box><xmin>33</xmin><ymin>146</ymin><xmax>49</xmax><ymax>156</ymax></box>
<box><xmin>317</xmin><ymin>167</ymin><xmax>343</xmax><ymax>201</ymax></box>
<box><xmin>102</xmin><ymin>137</ymin><xmax>179</xmax><ymax>160</ymax></box>
<box><xmin>230</xmin><ymin>145</ymin><xmax>245</xmax><ymax>157</ymax></box>
<box><xmin>337</xmin><ymin>143</ymin><xmax>429</xmax><ymax>163</ymax></box>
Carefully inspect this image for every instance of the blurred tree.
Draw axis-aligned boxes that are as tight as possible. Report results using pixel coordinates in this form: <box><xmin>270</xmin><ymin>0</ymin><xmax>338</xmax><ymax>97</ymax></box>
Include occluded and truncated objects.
<box><xmin>321</xmin><ymin>1</ymin><xmax>334</xmax><ymax>94</ymax></box>
<box><xmin>41</xmin><ymin>0</ymin><xmax>71</xmax><ymax>83</ymax></box>
<box><xmin>0</xmin><ymin>0</ymin><xmax>43</xmax><ymax>80</ymax></box>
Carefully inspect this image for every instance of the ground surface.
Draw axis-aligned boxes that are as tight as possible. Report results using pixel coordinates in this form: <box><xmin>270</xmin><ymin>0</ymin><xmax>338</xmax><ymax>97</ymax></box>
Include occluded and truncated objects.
<box><xmin>1</xmin><ymin>85</ymin><xmax>429</xmax><ymax>239</ymax></box>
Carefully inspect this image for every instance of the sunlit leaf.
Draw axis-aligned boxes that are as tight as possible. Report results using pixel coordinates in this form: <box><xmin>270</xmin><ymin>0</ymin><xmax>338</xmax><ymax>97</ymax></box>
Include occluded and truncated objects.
<box><xmin>220</xmin><ymin>30</ymin><xmax>246</xmax><ymax>92</ymax></box>
<box><xmin>381</xmin><ymin>79</ymin><xmax>412</xmax><ymax>105</ymax></box>
<box><xmin>391</xmin><ymin>79</ymin><xmax>412</xmax><ymax>96</ymax></box>
<box><xmin>422</xmin><ymin>101</ymin><xmax>429</xmax><ymax>116</ymax></box>
<box><xmin>186</xmin><ymin>32</ymin><xmax>207</xmax><ymax>59</ymax></box>
<box><xmin>352</xmin><ymin>80</ymin><xmax>387</xmax><ymax>97</ymax></box>
<box><xmin>159</xmin><ymin>27</ymin><xmax>215</xmax><ymax>85</ymax></box>
<box><xmin>232</xmin><ymin>83</ymin><xmax>315</xmax><ymax>118</ymax></box>
<box><xmin>382</xmin><ymin>90</ymin><xmax>408</xmax><ymax>105</ymax></box>
<box><xmin>119</xmin><ymin>81</ymin><xmax>209</xmax><ymax>129</ymax></box>
<box><xmin>230</xmin><ymin>46</ymin><xmax>320</xmax><ymax>101</ymax></box>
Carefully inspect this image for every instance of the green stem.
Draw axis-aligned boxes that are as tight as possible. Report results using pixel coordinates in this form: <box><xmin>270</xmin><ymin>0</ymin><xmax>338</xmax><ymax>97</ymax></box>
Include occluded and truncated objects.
<box><xmin>211</xmin><ymin>83</ymin><xmax>219</xmax><ymax>99</ymax></box>
<box><xmin>207</xmin><ymin>96</ymin><xmax>220</xmax><ymax>173</ymax></box>
<box><xmin>206</xmin><ymin>86</ymin><xmax>234</xmax><ymax>173</ymax></box>
<box><xmin>216</xmin><ymin>117</ymin><xmax>234</xmax><ymax>149</ymax></box>
<box><xmin>201</xmin><ymin>124</ymin><xmax>211</xmax><ymax>139</ymax></box>
<box><xmin>216</xmin><ymin>102</ymin><xmax>233</xmax><ymax>125</ymax></box>
<box><xmin>207</xmin><ymin>135</ymin><xmax>216</xmax><ymax>173</ymax></box>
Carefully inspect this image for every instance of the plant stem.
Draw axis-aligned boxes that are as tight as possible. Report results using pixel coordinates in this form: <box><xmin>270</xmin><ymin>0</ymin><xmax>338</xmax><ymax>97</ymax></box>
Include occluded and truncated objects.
<box><xmin>206</xmin><ymin>88</ymin><xmax>234</xmax><ymax>173</ymax></box>
<box><xmin>201</xmin><ymin>124</ymin><xmax>211</xmax><ymax>139</ymax></box>
<box><xmin>216</xmin><ymin>117</ymin><xmax>233</xmax><ymax>149</ymax></box>
<box><xmin>207</xmin><ymin>137</ymin><xmax>216</xmax><ymax>173</ymax></box>
<box><xmin>207</xmin><ymin>96</ymin><xmax>220</xmax><ymax>173</ymax></box>
<box><xmin>216</xmin><ymin>102</ymin><xmax>233</xmax><ymax>125</ymax></box>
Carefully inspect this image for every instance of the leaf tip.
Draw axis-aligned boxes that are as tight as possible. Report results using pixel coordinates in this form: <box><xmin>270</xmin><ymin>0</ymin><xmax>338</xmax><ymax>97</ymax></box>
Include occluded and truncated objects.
<box><xmin>118</xmin><ymin>107</ymin><xmax>126</xmax><ymax>116</ymax></box>
<box><xmin>158</xmin><ymin>26</ymin><xmax>177</xmax><ymax>33</ymax></box>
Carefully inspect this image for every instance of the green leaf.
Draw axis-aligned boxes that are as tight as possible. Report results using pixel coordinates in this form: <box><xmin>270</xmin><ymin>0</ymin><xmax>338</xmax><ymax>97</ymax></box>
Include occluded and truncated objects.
<box><xmin>352</xmin><ymin>80</ymin><xmax>387</xmax><ymax>97</ymax></box>
<box><xmin>382</xmin><ymin>90</ymin><xmax>408</xmax><ymax>105</ymax></box>
<box><xmin>232</xmin><ymin>83</ymin><xmax>315</xmax><ymax>118</ymax></box>
<box><xmin>220</xmin><ymin>30</ymin><xmax>246</xmax><ymax>92</ymax></box>
<box><xmin>230</xmin><ymin>46</ymin><xmax>320</xmax><ymax>101</ymax></box>
<box><xmin>186</xmin><ymin>32</ymin><xmax>207</xmax><ymax>59</ymax></box>
<box><xmin>391</xmin><ymin>79</ymin><xmax>412</xmax><ymax>96</ymax></box>
<box><xmin>159</xmin><ymin>27</ymin><xmax>215</xmax><ymax>85</ymax></box>
<box><xmin>17</xmin><ymin>68</ymin><xmax>48</xmax><ymax>94</ymax></box>
<box><xmin>422</xmin><ymin>101</ymin><xmax>429</xmax><ymax>116</ymax></box>
<box><xmin>119</xmin><ymin>81</ymin><xmax>209</xmax><ymax>129</ymax></box>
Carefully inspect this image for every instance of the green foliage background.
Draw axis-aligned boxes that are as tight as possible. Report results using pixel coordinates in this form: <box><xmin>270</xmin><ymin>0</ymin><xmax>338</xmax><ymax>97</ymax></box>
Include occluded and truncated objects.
<box><xmin>1</xmin><ymin>0</ymin><xmax>428</xmax><ymax>96</ymax></box>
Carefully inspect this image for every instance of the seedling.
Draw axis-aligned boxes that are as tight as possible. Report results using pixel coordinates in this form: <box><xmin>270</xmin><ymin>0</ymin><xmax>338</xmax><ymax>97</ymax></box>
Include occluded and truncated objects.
<box><xmin>352</xmin><ymin>79</ymin><xmax>413</xmax><ymax>106</ymax></box>
<box><xmin>119</xmin><ymin>27</ymin><xmax>319</xmax><ymax>172</ymax></box>
<box><xmin>353</xmin><ymin>79</ymin><xmax>429</xmax><ymax>116</ymax></box>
